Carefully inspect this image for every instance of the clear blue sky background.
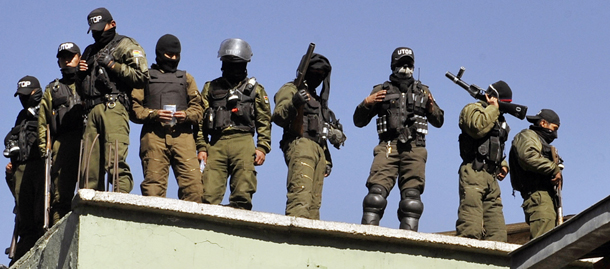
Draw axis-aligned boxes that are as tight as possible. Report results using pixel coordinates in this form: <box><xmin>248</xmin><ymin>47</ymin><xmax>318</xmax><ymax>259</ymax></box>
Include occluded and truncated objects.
<box><xmin>1</xmin><ymin>1</ymin><xmax>609</xmax><ymax>265</ymax></box>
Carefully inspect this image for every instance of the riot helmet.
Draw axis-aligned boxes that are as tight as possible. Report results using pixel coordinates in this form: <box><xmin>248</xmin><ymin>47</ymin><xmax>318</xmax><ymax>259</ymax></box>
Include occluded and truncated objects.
<box><xmin>218</xmin><ymin>38</ymin><xmax>252</xmax><ymax>63</ymax></box>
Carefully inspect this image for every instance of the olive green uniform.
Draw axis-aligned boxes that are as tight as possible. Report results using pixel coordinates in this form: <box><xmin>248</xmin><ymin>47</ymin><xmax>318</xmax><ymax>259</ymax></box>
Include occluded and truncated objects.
<box><xmin>354</xmin><ymin>83</ymin><xmax>443</xmax><ymax>196</ymax></box>
<box><xmin>38</xmin><ymin>80</ymin><xmax>83</xmax><ymax>224</ymax></box>
<box><xmin>510</xmin><ymin>128</ymin><xmax>560</xmax><ymax>238</ymax></box>
<box><xmin>79</xmin><ymin>34</ymin><xmax>149</xmax><ymax>193</ymax></box>
<box><xmin>272</xmin><ymin>82</ymin><xmax>332</xmax><ymax>219</ymax></box>
<box><xmin>131</xmin><ymin>69</ymin><xmax>203</xmax><ymax>202</ymax></box>
<box><xmin>197</xmin><ymin>78</ymin><xmax>271</xmax><ymax>210</ymax></box>
<box><xmin>456</xmin><ymin>101</ymin><xmax>508</xmax><ymax>242</ymax></box>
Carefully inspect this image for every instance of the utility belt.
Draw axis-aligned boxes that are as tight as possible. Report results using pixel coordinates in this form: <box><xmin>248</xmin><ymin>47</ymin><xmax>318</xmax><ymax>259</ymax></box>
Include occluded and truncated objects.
<box><xmin>376</xmin><ymin>114</ymin><xmax>428</xmax><ymax>147</ymax></box>
<box><xmin>208</xmin><ymin>128</ymin><xmax>252</xmax><ymax>145</ymax></box>
<box><xmin>377</xmin><ymin>124</ymin><xmax>426</xmax><ymax>147</ymax></box>
<box><xmin>83</xmin><ymin>93</ymin><xmax>127</xmax><ymax>112</ymax></box>
<box><xmin>463</xmin><ymin>156</ymin><xmax>500</xmax><ymax>175</ymax></box>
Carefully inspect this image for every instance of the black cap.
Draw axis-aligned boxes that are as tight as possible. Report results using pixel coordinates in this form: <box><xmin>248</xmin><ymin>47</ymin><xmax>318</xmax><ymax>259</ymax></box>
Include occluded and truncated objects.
<box><xmin>487</xmin><ymin>80</ymin><xmax>512</xmax><ymax>102</ymax></box>
<box><xmin>527</xmin><ymin>109</ymin><xmax>560</xmax><ymax>126</ymax></box>
<box><xmin>391</xmin><ymin>47</ymin><xmax>414</xmax><ymax>69</ymax></box>
<box><xmin>14</xmin><ymin>76</ymin><xmax>41</xmax><ymax>97</ymax></box>
<box><xmin>87</xmin><ymin>7</ymin><xmax>113</xmax><ymax>34</ymax></box>
<box><xmin>56</xmin><ymin>42</ymin><xmax>81</xmax><ymax>58</ymax></box>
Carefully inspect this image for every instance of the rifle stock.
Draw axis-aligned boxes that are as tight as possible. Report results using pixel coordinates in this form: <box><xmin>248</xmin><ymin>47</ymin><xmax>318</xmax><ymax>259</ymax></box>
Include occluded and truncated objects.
<box><xmin>446</xmin><ymin>67</ymin><xmax>528</xmax><ymax>120</ymax></box>
<box><xmin>291</xmin><ymin>43</ymin><xmax>315</xmax><ymax>136</ymax></box>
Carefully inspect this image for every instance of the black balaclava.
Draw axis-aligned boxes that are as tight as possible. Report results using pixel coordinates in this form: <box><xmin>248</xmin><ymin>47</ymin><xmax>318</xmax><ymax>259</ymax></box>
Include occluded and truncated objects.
<box><xmin>92</xmin><ymin>26</ymin><xmax>116</xmax><ymax>46</ymax></box>
<box><xmin>221</xmin><ymin>61</ymin><xmax>248</xmax><ymax>84</ymax></box>
<box><xmin>305</xmin><ymin>53</ymin><xmax>331</xmax><ymax>92</ymax></box>
<box><xmin>18</xmin><ymin>88</ymin><xmax>43</xmax><ymax>109</ymax></box>
<box><xmin>530</xmin><ymin>125</ymin><xmax>558</xmax><ymax>144</ymax></box>
<box><xmin>155</xmin><ymin>34</ymin><xmax>181</xmax><ymax>73</ymax></box>
<box><xmin>60</xmin><ymin>66</ymin><xmax>79</xmax><ymax>82</ymax></box>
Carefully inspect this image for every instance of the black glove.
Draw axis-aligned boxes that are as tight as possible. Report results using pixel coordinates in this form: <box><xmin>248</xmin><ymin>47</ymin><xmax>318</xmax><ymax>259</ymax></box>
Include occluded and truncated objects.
<box><xmin>292</xmin><ymin>89</ymin><xmax>309</xmax><ymax>106</ymax></box>
<box><xmin>325</xmin><ymin>164</ymin><xmax>332</xmax><ymax>177</ymax></box>
<box><xmin>97</xmin><ymin>50</ymin><xmax>114</xmax><ymax>68</ymax></box>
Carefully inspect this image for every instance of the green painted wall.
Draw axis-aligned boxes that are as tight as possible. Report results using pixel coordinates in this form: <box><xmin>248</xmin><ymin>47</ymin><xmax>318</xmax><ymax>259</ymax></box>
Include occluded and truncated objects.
<box><xmin>74</xmin><ymin>207</ymin><xmax>508</xmax><ymax>269</ymax></box>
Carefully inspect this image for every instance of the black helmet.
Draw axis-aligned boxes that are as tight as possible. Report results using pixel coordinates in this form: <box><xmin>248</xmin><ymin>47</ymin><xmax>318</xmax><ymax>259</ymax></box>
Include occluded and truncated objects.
<box><xmin>391</xmin><ymin>47</ymin><xmax>414</xmax><ymax>69</ymax></box>
<box><xmin>218</xmin><ymin>38</ymin><xmax>252</xmax><ymax>62</ymax></box>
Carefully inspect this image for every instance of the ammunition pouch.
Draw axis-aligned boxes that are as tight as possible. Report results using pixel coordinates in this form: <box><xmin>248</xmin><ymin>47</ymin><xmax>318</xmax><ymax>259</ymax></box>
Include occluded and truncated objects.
<box><xmin>459</xmin><ymin>120</ymin><xmax>509</xmax><ymax>174</ymax></box>
<box><xmin>376</xmin><ymin>82</ymin><xmax>428</xmax><ymax>146</ymax></box>
<box><xmin>202</xmin><ymin>78</ymin><xmax>257</xmax><ymax>135</ymax></box>
<box><xmin>16</xmin><ymin>119</ymin><xmax>39</xmax><ymax>162</ymax></box>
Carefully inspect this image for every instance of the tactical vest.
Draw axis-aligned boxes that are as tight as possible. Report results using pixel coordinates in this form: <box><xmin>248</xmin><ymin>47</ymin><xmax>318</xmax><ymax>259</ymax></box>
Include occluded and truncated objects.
<box><xmin>81</xmin><ymin>35</ymin><xmax>132</xmax><ymax>112</ymax></box>
<box><xmin>376</xmin><ymin>81</ymin><xmax>429</xmax><ymax>146</ymax></box>
<box><xmin>14</xmin><ymin>110</ymin><xmax>40</xmax><ymax>163</ymax></box>
<box><xmin>202</xmin><ymin>78</ymin><xmax>257</xmax><ymax>134</ymax></box>
<box><xmin>50</xmin><ymin>80</ymin><xmax>83</xmax><ymax>136</ymax></box>
<box><xmin>459</xmin><ymin>118</ymin><xmax>510</xmax><ymax>174</ymax></box>
<box><xmin>144</xmin><ymin>69</ymin><xmax>188</xmax><ymax>111</ymax></box>
<box><xmin>300</xmin><ymin>96</ymin><xmax>326</xmax><ymax>144</ymax></box>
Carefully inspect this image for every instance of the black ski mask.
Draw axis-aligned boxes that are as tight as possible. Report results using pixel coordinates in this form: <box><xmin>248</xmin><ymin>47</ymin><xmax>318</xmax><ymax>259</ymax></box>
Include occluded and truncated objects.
<box><xmin>18</xmin><ymin>88</ymin><xmax>42</xmax><ymax>109</ymax></box>
<box><xmin>305</xmin><ymin>53</ymin><xmax>331</xmax><ymax>92</ymax></box>
<box><xmin>222</xmin><ymin>61</ymin><xmax>247</xmax><ymax>84</ymax></box>
<box><xmin>530</xmin><ymin>125</ymin><xmax>558</xmax><ymax>144</ymax></box>
<box><xmin>60</xmin><ymin>66</ymin><xmax>79</xmax><ymax>81</ymax></box>
<box><xmin>92</xmin><ymin>27</ymin><xmax>116</xmax><ymax>46</ymax></box>
<box><xmin>155</xmin><ymin>34</ymin><xmax>181</xmax><ymax>73</ymax></box>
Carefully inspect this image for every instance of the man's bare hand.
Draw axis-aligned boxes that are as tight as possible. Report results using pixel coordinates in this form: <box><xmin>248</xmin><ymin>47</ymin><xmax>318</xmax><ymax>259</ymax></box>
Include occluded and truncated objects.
<box><xmin>364</xmin><ymin>90</ymin><xmax>386</xmax><ymax>107</ymax></box>
<box><xmin>254</xmin><ymin>149</ymin><xmax>266</xmax><ymax>166</ymax></box>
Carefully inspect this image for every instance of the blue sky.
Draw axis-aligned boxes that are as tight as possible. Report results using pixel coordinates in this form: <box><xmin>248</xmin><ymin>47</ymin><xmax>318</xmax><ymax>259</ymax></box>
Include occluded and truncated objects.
<box><xmin>1</xmin><ymin>1</ymin><xmax>609</xmax><ymax>265</ymax></box>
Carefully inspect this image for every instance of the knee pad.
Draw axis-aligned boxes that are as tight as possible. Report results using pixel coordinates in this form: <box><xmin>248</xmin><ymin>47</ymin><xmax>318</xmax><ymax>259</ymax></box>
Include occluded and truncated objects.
<box><xmin>362</xmin><ymin>185</ymin><xmax>388</xmax><ymax>225</ymax></box>
<box><xmin>397</xmin><ymin>188</ymin><xmax>424</xmax><ymax>231</ymax></box>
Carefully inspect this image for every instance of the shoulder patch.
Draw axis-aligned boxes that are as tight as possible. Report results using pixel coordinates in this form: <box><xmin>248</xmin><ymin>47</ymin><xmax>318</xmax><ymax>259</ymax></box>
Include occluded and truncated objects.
<box><xmin>132</xmin><ymin>50</ymin><xmax>143</xmax><ymax>57</ymax></box>
<box><xmin>263</xmin><ymin>96</ymin><xmax>269</xmax><ymax>104</ymax></box>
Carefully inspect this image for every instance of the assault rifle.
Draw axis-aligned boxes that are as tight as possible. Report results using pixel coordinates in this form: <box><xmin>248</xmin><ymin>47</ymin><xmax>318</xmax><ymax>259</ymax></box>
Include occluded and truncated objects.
<box><xmin>43</xmin><ymin>125</ymin><xmax>52</xmax><ymax>230</ymax></box>
<box><xmin>551</xmin><ymin>145</ymin><xmax>564</xmax><ymax>225</ymax></box>
<box><xmin>291</xmin><ymin>43</ymin><xmax>316</xmax><ymax>136</ymax></box>
<box><xmin>446</xmin><ymin>67</ymin><xmax>528</xmax><ymax>119</ymax></box>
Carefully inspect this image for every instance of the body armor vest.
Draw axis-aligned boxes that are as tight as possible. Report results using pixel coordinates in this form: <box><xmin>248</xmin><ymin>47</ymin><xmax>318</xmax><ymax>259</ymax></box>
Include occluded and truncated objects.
<box><xmin>50</xmin><ymin>80</ymin><xmax>83</xmax><ymax>136</ymax></box>
<box><xmin>301</xmin><ymin>96</ymin><xmax>325</xmax><ymax>144</ymax></box>
<box><xmin>144</xmin><ymin>69</ymin><xmax>188</xmax><ymax>111</ymax></box>
<box><xmin>376</xmin><ymin>81</ymin><xmax>428</xmax><ymax>145</ymax></box>
<box><xmin>14</xmin><ymin>110</ymin><xmax>40</xmax><ymax>163</ymax></box>
<box><xmin>202</xmin><ymin>78</ymin><xmax>257</xmax><ymax>134</ymax></box>
<box><xmin>459</xmin><ymin>118</ymin><xmax>510</xmax><ymax>173</ymax></box>
<box><xmin>81</xmin><ymin>35</ymin><xmax>128</xmax><ymax>107</ymax></box>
